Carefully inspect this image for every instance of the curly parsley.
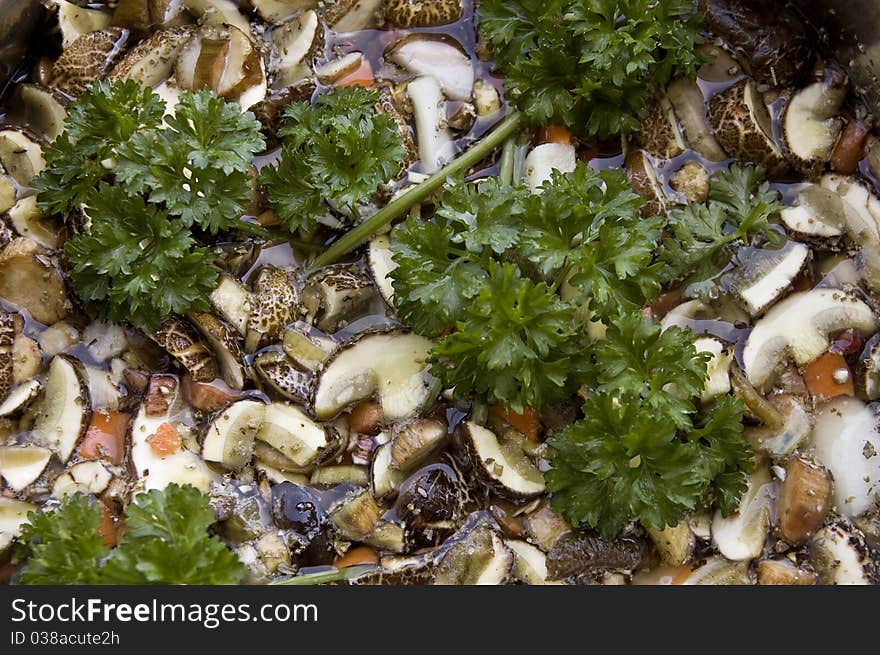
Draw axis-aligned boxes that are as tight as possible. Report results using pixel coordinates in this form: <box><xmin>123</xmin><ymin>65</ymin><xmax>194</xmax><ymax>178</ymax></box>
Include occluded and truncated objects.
<box><xmin>259</xmin><ymin>86</ymin><xmax>406</xmax><ymax>233</ymax></box>
<box><xmin>546</xmin><ymin>313</ymin><xmax>752</xmax><ymax>539</ymax></box>
<box><xmin>390</xmin><ymin>164</ymin><xmax>663</xmax><ymax>411</ymax></box>
<box><xmin>478</xmin><ymin>0</ymin><xmax>705</xmax><ymax>139</ymax></box>
<box><xmin>16</xmin><ymin>485</ymin><xmax>243</xmax><ymax>585</ymax></box>
<box><xmin>31</xmin><ymin>81</ymin><xmax>265</xmax><ymax>331</ymax></box>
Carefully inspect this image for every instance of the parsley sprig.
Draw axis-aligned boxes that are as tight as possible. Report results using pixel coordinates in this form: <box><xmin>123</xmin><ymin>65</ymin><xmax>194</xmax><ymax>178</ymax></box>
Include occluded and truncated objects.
<box><xmin>546</xmin><ymin>313</ymin><xmax>752</xmax><ymax>539</ymax></box>
<box><xmin>15</xmin><ymin>485</ymin><xmax>243</xmax><ymax>585</ymax></box>
<box><xmin>259</xmin><ymin>86</ymin><xmax>406</xmax><ymax>233</ymax></box>
<box><xmin>390</xmin><ymin>163</ymin><xmax>660</xmax><ymax>411</ymax></box>
<box><xmin>659</xmin><ymin>163</ymin><xmax>785</xmax><ymax>293</ymax></box>
<box><xmin>31</xmin><ymin>80</ymin><xmax>266</xmax><ymax>330</ymax></box>
<box><xmin>478</xmin><ymin>0</ymin><xmax>705</xmax><ymax>139</ymax></box>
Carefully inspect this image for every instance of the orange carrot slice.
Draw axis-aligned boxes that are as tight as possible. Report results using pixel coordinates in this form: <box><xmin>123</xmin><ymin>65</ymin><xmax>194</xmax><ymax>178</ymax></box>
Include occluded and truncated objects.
<box><xmin>803</xmin><ymin>351</ymin><xmax>854</xmax><ymax>401</ymax></box>
<box><xmin>333</xmin><ymin>545</ymin><xmax>379</xmax><ymax>568</ymax></box>
<box><xmin>79</xmin><ymin>411</ymin><xmax>130</xmax><ymax>466</ymax></box>
<box><xmin>490</xmin><ymin>405</ymin><xmax>542</xmax><ymax>442</ymax></box>
<box><xmin>335</xmin><ymin>60</ymin><xmax>374</xmax><ymax>88</ymax></box>
<box><xmin>150</xmin><ymin>422</ymin><xmax>182</xmax><ymax>457</ymax></box>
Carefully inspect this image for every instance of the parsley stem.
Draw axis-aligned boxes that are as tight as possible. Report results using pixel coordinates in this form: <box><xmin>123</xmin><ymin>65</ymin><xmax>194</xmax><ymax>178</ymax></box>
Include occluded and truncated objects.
<box><xmin>311</xmin><ymin>111</ymin><xmax>525</xmax><ymax>269</ymax></box>
<box><xmin>234</xmin><ymin>220</ymin><xmax>272</xmax><ymax>239</ymax></box>
<box><xmin>498</xmin><ymin>136</ymin><xmax>517</xmax><ymax>186</ymax></box>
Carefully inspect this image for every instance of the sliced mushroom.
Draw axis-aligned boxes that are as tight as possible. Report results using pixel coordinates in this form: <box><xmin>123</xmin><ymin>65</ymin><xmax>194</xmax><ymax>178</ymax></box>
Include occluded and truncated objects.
<box><xmin>282</xmin><ymin>322</ymin><xmax>336</xmax><ymax>371</ymax></box>
<box><xmin>370</xmin><ymin>441</ymin><xmax>403</xmax><ymax>499</ymax></box>
<box><xmin>646</xmin><ymin>522</ymin><xmax>696</xmax><ymax>567</ymax></box>
<box><xmin>708</xmin><ymin>79</ymin><xmax>786</xmax><ymax>176</ymax></box>
<box><xmin>377</xmin><ymin>86</ymin><xmax>417</xmax><ymax>174</ymax></box>
<box><xmin>202</xmin><ymin>399</ymin><xmax>265</xmax><ymax>470</ymax></box>
<box><xmin>525</xmin><ymin>143</ymin><xmax>576</xmax><ymax>194</ymax></box>
<box><xmin>810</xmin><ymin>523</ymin><xmax>874</xmax><ymax>585</ymax></box>
<box><xmin>252</xmin><ymin>0</ymin><xmax>318</xmax><ymax>23</ymax></box>
<box><xmin>0</xmin><ymin>130</ymin><xmax>45</xmax><ymax>186</ymax></box>
<box><xmin>51</xmin><ymin>27</ymin><xmax>131</xmax><ymax>98</ymax></box>
<box><xmin>0</xmin><ymin>379</ymin><xmax>43</xmax><ymax>418</ymax></box>
<box><xmin>176</xmin><ymin>24</ymin><xmax>265</xmax><ymax>100</ymax></box>
<box><xmin>0</xmin><ymin>310</ymin><xmax>13</xmax><ymax>403</ymax></box>
<box><xmin>210</xmin><ymin>273</ymin><xmax>252</xmax><ymax>337</ymax></box>
<box><xmin>322</xmin><ymin>0</ymin><xmax>385</xmax><ymax>33</ymax></box>
<box><xmin>694</xmin><ymin>337</ymin><xmax>733</xmax><ymax>401</ymax></box>
<box><xmin>665</xmin><ymin>78</ymin><xmax>727</xmax><ymax>162</ymax></box>
<box><xmin>256</xmin><ymin>402</ymin><xmax>337</xmax><ymax>468</ymax></box>
<box><xmin>506</xmin><ymin>539</ymin><xmax>559</xmax><ymax>585</ymax></box>
<box><xmin>301</xmin><ymin>265</ymin><xmax>374</xmax><ymax>333</ymax></box>
<box><xmin>0</xmin><ymin>174</ymin><xmax>15</xmax><ymax>215</ymax></box>
<box><xmin>743</xmin><ymin>393</ymin><xmax>812</xmax><ymax>458</ymax></box>
<box><xmin>407</xmin><ymin>75</ymin><xmax>454</xmax><ymax>174</ymax></box>
<box><xmin>0</xmin><ymin>497</ymin><xmax>36</xmax><ymax>551</ymax></box>
<box><xmin>721</xmin><ymin>242</ymin><xmax>811</xmax><ymax>317</ymax></box>
<box><xmin>756</xmin><ymin>558</ymin><xmax>818</xmax><ymax>585</ymax></box>
<box><xmin>385</xmin><ymin>0</ymin><xmax>462</xmax><ymax>27</ymax></box>
<box><xmin>473</xmin><ymin>79</ymin><xmax>501</xmax><ymax>117</ymax></box>
<box><xmin>742</xmin><ymin>288</ymin><xmax>878</xmax><ymax>389</ymax></box>
<box><xmin>0</xmin><ymin>238</ymin><xmax>68</xmax><ymax>326</ymax></box>
<box><xmin>12</xmin><ymin>84</ymin><xmax>68</xmax><ymax>141</ymax></box>
<box><xmin>777</xmin><ymin>456</ymin><xmax>832</xmax><ymax>545</ymax></box>
<box><xmin>270</xmin><ymin>10</ymin><xmax>320</xmax><ymax>87</ymax></box>
<box><xmin>112</xmin><ymin>0</ymin><xmax>192</xmax><ymax>31</ymax></box>
<box><xmin>389</xmin><ymin>35</ymin><xmax>473</xmax><ymax>102</ymax></box>
<box><xmin>310</xmin><ymin>465</ymin><xmax>370</xmax><ymax>487</ymax></box>
<box><xmin>246</xmin><ymin>266</ymin><xmax>298</xmax><ymax>352</ymax></box>
<box><xmin>311</xmin><ymin>330</ymin><xmax>438</xmax><ymax>421</ymax></box>
<box><xmin>626</xmin><ymin>149</ymin><xmax>672</xmax><ymax>217</ymax></box>
<box><xmin>253</xmin><ymin>350</ymin><xmax>311</xmax><ymax>404</ymax></box>
<box><xmin>328</xmin><ymin>488</ymin><xmax>381</xmax><ymax>541</ymax></box>
<box><xmin>189</xmin><ymin>312</ymin><xmax>246</xmax><ymax>390</ymax></box>
<box><xmin>810</xmin><ymin>396</ymin><xmax>880</xmax><ymax>518</ymax></box>
<box><xmin>53</xmin><ymin>1</ymin><xmax>113</xmax><ymax>49</ymax></box>
<box><xmin>151</xmin><ymin>316</ymin><xmax>219</xmax><ymax>383</ymax></box>
<box><xmin>182</xmin><ymin>0</ymin><xmax>251</xmax><ymax>34</ymax></box>
<box><xmin>460</xmin><ymin>422</ymin><xmax>545</xmax><ymax>499</ymax></box>
<box><xmin>52</xmin><ymin>459</ymin><xmax>113</xmax><ymax>498</ymax></box>
<box><xmin>314</xmin><ymin>51</ymin><xmax>362</xmax><ymax>84</ymax></box>
<box><xmin>522</xmin><ymin>502</ymin><xmax>571</xmax><ymax>552</ymax></box>
<box><xmin>546</xmin><ymin>531</ymin><xmax>645</xmax><ymax>582</ymax></box>
<box><xmin>782</xmin><ymin>75</ymin><xmax>847</xmax><ymax>177</ymax></box>
<box><xmin>634</xmin><ymin>95</ymin><xmax>685</xmax><ymax>160</ymax></box>
<box><xmin>389</xmin><ymin>418</ymin><xmax>446</xmax><ymax>471</ymax></box>
<box><xmin>30</xmin><ymin>355</ymin><xmax>91</xmax><ymax>464</ymax></box>
<box><xmin>711</xmin><ymin>465</ymin><xmax>773</xmax><ymax>561</ymax></box>
<box><xmin>682</xmin><ymin>557</ymin><xmax>753</xmax><ymax>585</ymax></box>
<box><xmin>367</xmin><ymin>235</ymin><xmax>397</xmax><ymax>306</ymax></box>
<box><xmin>130</xmin><ymin>388</ymin><xmax>217</xmax><ymax>493</ymax></box>
<box><xmin>7</xmin><ymin>195</ymin><xmax>62</xmax><ymax>251</ymax></box>
<box><xmin>699</xmin><ymin>0</ymin><xmax>813</xmax><ymax>87</ymax></box>
<box><xmin>0</xmin><ymin>445</ymin><xmax>52</xmax><ymax>492</ymax></box>
<box><xmin>433</xmin><ymin>521</ymin><xmax>513</xmax><ymax>585</ymax></box>
<box><xmin>109</xmin><ymin>25</ymin><xmax>195</xmax><ymax>88</ymax></box>
<box><xmin>780</xmin><ymin>184</ymin><xmax>847</xmax><ymax>239</ymax></box>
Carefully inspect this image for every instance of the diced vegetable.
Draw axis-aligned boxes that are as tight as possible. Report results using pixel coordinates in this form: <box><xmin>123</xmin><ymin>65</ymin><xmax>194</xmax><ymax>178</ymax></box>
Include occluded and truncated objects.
<box><xmin>79</xmin><ymin>410</ymin><xmax>129</xmax><ymax>465</ymax></box>
<box><xmin>777</xmin><ymin>457</ymin><xmax>832</xmax><ymax>545</ymax></box>
<box><xmin>803</xmin><ymin>351</ymin><xmax>854</xmax><ymax>401</ymax></box>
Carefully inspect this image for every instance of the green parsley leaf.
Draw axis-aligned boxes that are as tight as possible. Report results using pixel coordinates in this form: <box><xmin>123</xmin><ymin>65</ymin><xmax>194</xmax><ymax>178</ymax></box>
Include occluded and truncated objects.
<box><xmin>659</xmin><ymin>163</ymin><xmax>785</xmax><ymax>288</ymax></box>
<box><xmin>16</xmin><ymin>485</ymin><xmax>244</xmax><ymax>585</ymax></box>
<box><xmin>435</xmin><ymin>177</ymin><xmax>527</xmax><ymax>254</ymax></box>
<box><xmin>546</xmin><ymin>312</ymin><xmax>753</xmax><ymax>538</ymax></box>
<box><xmin>478</xmin><ymin>0</ymin><xmax>705</xmax><ymax>139</ymax></box>
<box><xmin>390</xmin><ymin>212</ymin><xmax>488</xmax><ymax>338</ymax></box>
<box><xmin>430</xmin><ymin>260</ymin><xmax>588</xmax><ymax>413</ymax></box>
<box><xmin>16</xmin><ymin>495</ymin><xmax>109</xmax><ymax>585</ymax></box>
<box><xmin>260</xmin><ymin>87</ymin><xmax>405</xmax><ymax>233</ymax></box>
<box><xmin>115</xmin><ymin>90</ymin><xmax>264</xmax><ymax>234</ymax></box>
<box><xmin>100</xmin><ymin>484</ymin><xmax>243</xmax><ymax>585</ymax></box>
<box><xmin>519</xmin><ymin>164</ymin><xmax>662</xmax><ymax>319</ymax></box>
<box><xmin>589</xmin><ymin>312</ymin><xmax>709</xmax><ymax>430</ymax></box>
<box><xmin>66</xmin><ymin>185</ymin><xmax>217</xmax><ymax>331</ymax></box>
<box><xmin>32</xmin><ymin>79</ymin><xmax>165</xmax><ymax>215</ymax></box>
